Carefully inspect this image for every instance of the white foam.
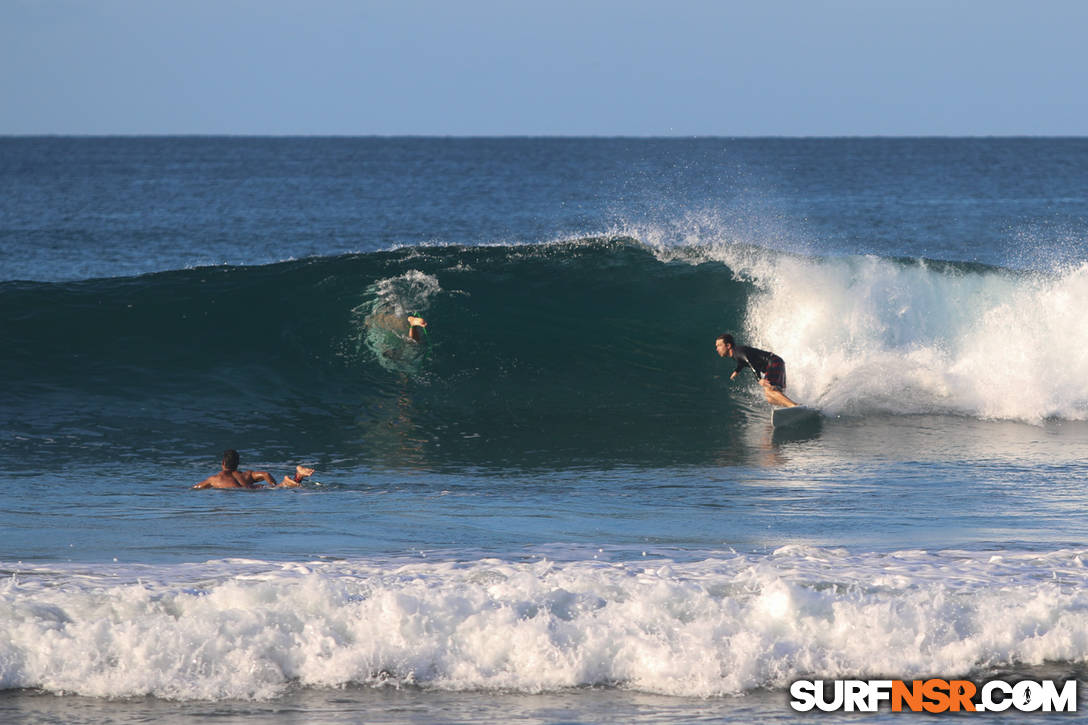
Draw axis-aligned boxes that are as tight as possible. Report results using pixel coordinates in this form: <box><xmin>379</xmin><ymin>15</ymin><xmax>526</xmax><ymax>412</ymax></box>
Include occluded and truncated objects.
<box><xmin>681</xmin><ymin>236</ymin><xmax>1088</xmax><ymax>422</ymax></box>
<box><xmin>368</xmin><ymin>269</ymin><xmax>443</xmax><ymax>313</ymax></box>
<box><xmin>4</xmin><ymin>548</ymin><xmax>1088</xmax><ymax>700</ymax></box>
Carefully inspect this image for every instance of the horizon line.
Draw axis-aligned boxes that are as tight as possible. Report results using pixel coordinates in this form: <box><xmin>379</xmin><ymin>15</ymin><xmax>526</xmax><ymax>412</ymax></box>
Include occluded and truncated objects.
<box><xmin>2</xmin><ymin>133</ymin><xmax>1087</xmax><ymax>140</ymax></box>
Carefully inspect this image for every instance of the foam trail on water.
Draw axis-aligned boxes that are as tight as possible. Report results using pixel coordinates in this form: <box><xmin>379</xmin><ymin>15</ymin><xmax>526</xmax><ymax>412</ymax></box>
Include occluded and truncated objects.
<box><xmin>3</xmin><ymin>548</ymin><xmax>1088</xmax><ymax>700</ymax></box>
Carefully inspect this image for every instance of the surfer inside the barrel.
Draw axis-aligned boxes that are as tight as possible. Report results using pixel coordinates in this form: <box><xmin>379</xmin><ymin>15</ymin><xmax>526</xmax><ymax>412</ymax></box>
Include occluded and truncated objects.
<box><xmin>193</xmin><ymin>449</ymin><xmax>315</xmax><ymax>489</ymax></box>
<box><xmin>715</xmin><ymin>333</ymin><xmax>798</xmax><ymax>408</ymax></box>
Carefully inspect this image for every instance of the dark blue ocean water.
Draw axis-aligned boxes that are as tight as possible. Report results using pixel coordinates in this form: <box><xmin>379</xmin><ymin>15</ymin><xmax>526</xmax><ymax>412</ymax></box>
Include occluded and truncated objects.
<box><xmin>5</xmin><ymin>137</ymin><xmax>1088</xmax><ymax>283</ymax></box>
<box><xmin>2</xmin><ymin>138</ymin><xmax>1088</xmax><ymax>723</ymax></box>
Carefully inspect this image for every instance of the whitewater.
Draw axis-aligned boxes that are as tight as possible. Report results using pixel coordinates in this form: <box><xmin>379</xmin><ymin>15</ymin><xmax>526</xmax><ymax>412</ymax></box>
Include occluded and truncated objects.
<box><xmin>5</xmin><ymin>548</ymin><xmax>1088</xmax><ymax>701</ymax></box>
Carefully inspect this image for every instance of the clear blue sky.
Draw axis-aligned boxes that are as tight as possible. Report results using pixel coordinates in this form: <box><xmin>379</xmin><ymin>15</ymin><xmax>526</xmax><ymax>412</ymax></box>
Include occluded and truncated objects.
<box><xmin>3</xmin><ymin>0</ymin><xmax>1086</xmax><ymax>136</ymax></box>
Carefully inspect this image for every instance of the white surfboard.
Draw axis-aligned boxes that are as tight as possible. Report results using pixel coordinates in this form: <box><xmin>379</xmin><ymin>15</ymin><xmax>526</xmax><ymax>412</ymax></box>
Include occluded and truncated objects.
<box><xmin>771</xmin><ymin>405</ymin><xmax>820</xmax><ymax>428</ymax></box>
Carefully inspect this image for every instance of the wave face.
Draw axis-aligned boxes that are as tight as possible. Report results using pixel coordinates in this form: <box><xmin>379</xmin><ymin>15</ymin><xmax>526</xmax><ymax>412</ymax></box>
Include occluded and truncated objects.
<box><xmin>4</xmin><ymin>547</ymin><xmax>1088</xmax><ymax>700</ymax></box>
<box><xmin>2</xmin><ymin>238</ymin><xmax>1086</xmax><ymax>469</ymax></box>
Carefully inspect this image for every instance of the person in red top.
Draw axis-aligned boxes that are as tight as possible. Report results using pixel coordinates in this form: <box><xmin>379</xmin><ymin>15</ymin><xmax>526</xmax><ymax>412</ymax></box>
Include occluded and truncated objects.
<box><xmin>715</xmin><ymin>333</ymin><xmax>799</xmax><ymax>408</ymax></box>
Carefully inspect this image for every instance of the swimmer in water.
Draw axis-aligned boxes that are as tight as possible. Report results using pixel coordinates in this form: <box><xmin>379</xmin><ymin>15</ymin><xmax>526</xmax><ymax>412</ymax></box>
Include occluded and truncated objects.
<box><xmin>193</xmin><ymin>449</ymin><xmax>314</xmax><ymax>489</ymax></box>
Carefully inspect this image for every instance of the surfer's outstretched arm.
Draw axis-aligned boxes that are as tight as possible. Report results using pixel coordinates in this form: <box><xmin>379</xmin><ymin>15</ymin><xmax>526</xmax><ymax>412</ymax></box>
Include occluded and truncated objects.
<box><xmin>245</xmin><ymin>470</ymin><xmax>276</xmax><ymax>488</ymax></box>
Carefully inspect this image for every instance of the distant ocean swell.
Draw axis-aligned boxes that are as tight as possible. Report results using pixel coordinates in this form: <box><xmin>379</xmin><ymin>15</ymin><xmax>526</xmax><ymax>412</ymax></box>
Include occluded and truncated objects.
<box><xmin>3</xmin><ymin>547</ymin><xmax>1088</xmax><ymax>700</ymax></box>
<box><xmin>2</xmin><ymin>237</ymin><xmax>1086</xmax><ymax>465</ymax></box>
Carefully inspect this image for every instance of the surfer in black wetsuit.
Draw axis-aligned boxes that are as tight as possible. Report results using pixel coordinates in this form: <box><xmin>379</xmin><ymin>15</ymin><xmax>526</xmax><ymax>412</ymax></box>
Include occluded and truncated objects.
<box><xmin>715</xmin><ymin>333</ymin><xmax>798</xmax><ymax>408</ymax></box>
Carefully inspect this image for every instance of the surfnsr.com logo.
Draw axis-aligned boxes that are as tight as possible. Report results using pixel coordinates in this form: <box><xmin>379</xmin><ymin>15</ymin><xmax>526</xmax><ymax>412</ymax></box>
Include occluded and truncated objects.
<box><xmin>790</xmin><ymin>679</ymin><xmax>1077</xmax><ymax>713</ymax></box>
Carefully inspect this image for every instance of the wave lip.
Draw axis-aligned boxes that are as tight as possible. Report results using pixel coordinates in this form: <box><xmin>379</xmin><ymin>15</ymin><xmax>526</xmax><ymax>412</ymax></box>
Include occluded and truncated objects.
<box><xmin>3</xmin><ymin>547</ymin><xmax>1088</xmax><ymax>700</ymax></box>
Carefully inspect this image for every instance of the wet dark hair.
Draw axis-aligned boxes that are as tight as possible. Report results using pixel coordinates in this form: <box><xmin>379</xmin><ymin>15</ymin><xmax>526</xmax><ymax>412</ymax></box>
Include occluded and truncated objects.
<box><xmin>716</xmin><ymin>333</ymin><xmax>735</xmax><ymax>346</ymax></box>
<box><xmin>409</xmin><ymin>325</ymin><xmax>424</xmax><ymax>343</ymax></box>
<box><xmin>222</xmin><ymin>449</ymin><xmax>240</xmax><ymax>471</ymax></box>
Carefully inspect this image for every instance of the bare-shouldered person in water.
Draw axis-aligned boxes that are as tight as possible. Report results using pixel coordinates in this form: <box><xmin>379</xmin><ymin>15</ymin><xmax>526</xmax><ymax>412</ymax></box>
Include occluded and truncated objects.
<box><xmin>193</xmin><ymin>449</ymin><xmax>314</xmax><ymax>489</ymax></box>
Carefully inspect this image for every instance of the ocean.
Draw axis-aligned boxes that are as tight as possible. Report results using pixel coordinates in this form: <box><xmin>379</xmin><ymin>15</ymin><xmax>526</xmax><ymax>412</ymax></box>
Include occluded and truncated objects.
<box><xmin>2</xmin><ymin>137</ymin><xmax>1088</xmax><ymax>723</ymax></box>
